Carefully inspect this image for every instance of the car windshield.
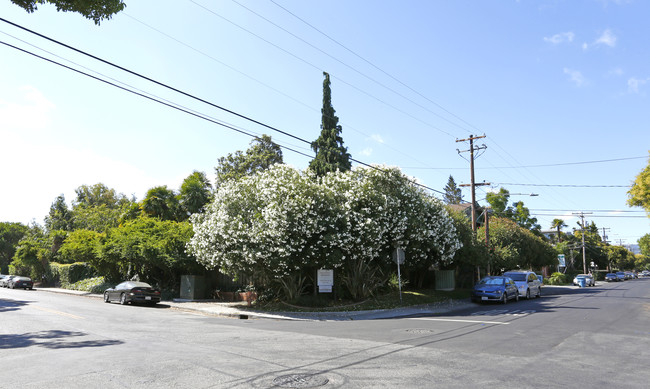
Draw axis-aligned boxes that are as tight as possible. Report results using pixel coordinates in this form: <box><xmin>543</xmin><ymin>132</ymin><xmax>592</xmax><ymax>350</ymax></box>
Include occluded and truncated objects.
<box><xmin>479</xmin><ymin>277</ymin><xmax>504</xmax><ymax>285</ymax></box>
<box><xmin>504</xmin><ymin>273</ymin><xmax>526</xmax><ymax>281</ymax></box>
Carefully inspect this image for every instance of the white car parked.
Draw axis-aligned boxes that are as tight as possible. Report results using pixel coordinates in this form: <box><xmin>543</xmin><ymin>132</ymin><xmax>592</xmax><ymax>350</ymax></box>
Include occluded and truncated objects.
<box><xmin>573</xmin><ymin>274</ymin><xmax>595</xmax><ymax>287</ymax></box>
<box><xmin>503</xmin><ymin>270</ymin><xmax>542</xmax><ymax>299</ymax></box>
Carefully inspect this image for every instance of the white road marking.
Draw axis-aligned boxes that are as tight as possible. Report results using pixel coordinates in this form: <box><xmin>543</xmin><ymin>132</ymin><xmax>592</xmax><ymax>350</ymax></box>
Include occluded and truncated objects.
<box><xmin>408</xmin><ymin>318</ymin><xmax>509</xmax><ymax>325</ymax></box>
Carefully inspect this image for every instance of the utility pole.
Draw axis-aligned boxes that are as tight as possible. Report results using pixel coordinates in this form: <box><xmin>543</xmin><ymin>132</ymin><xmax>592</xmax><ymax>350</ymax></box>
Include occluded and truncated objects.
<box><xmin>484</xmin><ymin>208</ymin><xmax>491</xmax><ymax>275</ymax></box>
<box><xmin>573</xmin><ymin>212</ymin><xmax>592</xmax><ymax>274</ymax></box>
<box><xmin>457</xmin><ymin>134</ymin><xmax>488</xmax><ymax>282</ymax></box>
<box><xmin>456</xmin><ymin>134</ymin><xmax>488</xmax><ymax>232</ymax></box>
<box><xmin>602</xmin><ymin>227</ymin><xmax>611</xmax><ymax>244</ymax></box>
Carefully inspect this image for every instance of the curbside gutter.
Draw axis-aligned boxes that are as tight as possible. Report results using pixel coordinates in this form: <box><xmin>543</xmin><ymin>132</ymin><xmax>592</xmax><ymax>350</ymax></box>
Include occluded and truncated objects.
<box><xmin>38</xmin><ymin>286</ymin><xmax>477</xmax><ymax>321</ymax></box>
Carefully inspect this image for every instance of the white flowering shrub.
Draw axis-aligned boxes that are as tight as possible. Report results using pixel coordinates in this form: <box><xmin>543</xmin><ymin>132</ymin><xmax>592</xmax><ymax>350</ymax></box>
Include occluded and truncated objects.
<box><xmin>188</xmin><ymin>164</ymin><xmax>461</xmax><ymax>299</ymax></box>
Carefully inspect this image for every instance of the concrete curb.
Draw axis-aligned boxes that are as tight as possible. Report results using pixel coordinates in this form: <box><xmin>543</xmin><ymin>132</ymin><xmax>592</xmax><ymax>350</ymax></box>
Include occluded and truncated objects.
<box><xmin>38</xmin><ymin>287</ymin><xmax>477</xmax><ymax>321</ymax></box>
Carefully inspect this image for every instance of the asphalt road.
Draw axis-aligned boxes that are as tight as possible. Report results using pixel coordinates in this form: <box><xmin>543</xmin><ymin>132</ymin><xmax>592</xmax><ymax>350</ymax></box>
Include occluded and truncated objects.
<box><xmin>1</xmin><ymin>279</ymin><xmax>650</xmax><ymax>388</ymax></box>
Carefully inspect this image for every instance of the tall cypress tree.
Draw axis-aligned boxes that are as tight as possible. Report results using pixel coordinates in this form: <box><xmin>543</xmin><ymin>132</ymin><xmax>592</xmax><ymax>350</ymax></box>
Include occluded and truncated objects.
<box><xmin>309</xmin><ymin>72</ymin><xmax>352</xmax><ymax>177</ymax></box>
<box><xmin>443</xmin><ymin>175</ymin><xmax>464</xmax><ymax>204</ymax></box>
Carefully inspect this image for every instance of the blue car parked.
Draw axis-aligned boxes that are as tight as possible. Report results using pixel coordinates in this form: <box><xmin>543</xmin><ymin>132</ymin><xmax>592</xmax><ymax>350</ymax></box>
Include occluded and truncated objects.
<box><xmin>471</xmin><ymin>276</ymin><xmax>519</xmax><ymax>304</ymax></box>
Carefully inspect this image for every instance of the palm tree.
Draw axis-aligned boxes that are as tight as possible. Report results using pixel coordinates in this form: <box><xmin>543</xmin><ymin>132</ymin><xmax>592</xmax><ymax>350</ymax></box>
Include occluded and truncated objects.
<box><xmin>551</xmin><ymin>219</ymin><xmax>568</xmax><ymax>243</ymax></box>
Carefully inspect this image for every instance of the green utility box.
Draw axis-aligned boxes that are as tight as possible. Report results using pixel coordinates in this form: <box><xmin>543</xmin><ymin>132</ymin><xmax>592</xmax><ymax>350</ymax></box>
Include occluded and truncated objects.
<box><xmin>180</xmin><ymin>275</ymin><xmax>206</xmax><ymax>300</ymax></box>
<box><xmin>435</xmin><ymin>270</ymin><xmax>455</xmax><ymax>291</ymax></box>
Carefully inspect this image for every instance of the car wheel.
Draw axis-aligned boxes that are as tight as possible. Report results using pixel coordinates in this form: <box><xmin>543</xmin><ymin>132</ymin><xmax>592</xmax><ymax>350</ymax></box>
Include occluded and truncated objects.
<box><xmin>104</xmin><ymin>292</ymin><xmax>110</xmax><ymax>303</ymax></box>
<box><xmin>120</xmin><ymin>293</ymin><xmax>127</xmax><ymax>305</ymax></box>
<box><xmin>526</xmin><ymin>289</ymin><xmax>530</xmax><ymax>299</ymax></box>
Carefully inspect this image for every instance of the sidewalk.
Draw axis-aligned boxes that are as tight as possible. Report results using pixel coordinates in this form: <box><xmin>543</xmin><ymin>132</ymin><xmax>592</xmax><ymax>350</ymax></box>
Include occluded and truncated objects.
<box><xmin>39</xmin><ymin>287</ymin><xmax>475</xmax><ymax>321</ymax></box>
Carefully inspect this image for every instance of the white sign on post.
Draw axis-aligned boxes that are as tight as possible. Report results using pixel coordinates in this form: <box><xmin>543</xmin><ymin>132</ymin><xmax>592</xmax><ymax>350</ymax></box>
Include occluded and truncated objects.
<box><xmin>317</xmin><ymin>269</ymin><xmax>334</xmax><ymax>293</ymax></box>
<box><xmin>558</xmin><ymin>254</ymin><xmax>566</xmax><ymax>267</ymax></box>
<box><xmin>393</xmin><ymin>248</ymin><xmax>405</xmax><ymax>303</ymax></box>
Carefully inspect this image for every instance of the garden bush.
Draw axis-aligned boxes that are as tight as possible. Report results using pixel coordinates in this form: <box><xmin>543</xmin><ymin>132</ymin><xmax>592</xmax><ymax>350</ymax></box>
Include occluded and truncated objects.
<box><xmin>50</xmin><ymin>262</ymin><xmax>96</xmax><ymax>286</ymax></box>
<box><xmin>546</xmin><ymin>272</ymin><xmax>568</xmax><ymax>285</ymax></box>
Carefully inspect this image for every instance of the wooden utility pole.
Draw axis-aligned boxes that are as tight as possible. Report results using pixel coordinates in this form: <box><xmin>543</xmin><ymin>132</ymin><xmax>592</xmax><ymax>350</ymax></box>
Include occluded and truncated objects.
<box><xmin>573</xmin><ymin>212</ymin><xmax>592</xmax><ymax>274</ymax></box>
<box><xmin>456</xmin><ymin>134</ymin><xmax>488</xmax><ymax>232</ymax></box>
<box><xmin>457</xmin><ymin>134</ymin><xmax>488</xmax><ymax>281</ymax></box>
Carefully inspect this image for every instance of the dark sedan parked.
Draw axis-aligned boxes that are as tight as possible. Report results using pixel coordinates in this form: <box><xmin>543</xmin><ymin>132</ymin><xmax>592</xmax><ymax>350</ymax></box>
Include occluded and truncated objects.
<box><xmin>605</xmin><ymin>273</ymin><xmax>618</xmax><ymax>282</ymax></box>
<box><xmin>9</xmin><ymin>276</ymin><xmax>34</xmax><ymax>290</ymax></box>
<box><xmin>471</xmin><ymin>276</ymin><xmax>519</xmax><ymax>304</ymax></box>
<box><xmin>104</xmin><ymin>281</ymin><xmax>161</xmax><ymax>305</ymax></box>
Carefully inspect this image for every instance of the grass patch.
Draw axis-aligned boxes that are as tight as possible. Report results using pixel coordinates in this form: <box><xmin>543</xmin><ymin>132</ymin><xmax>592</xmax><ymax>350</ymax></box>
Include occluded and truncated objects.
<box><xmin>249</xmin><ymin>288</ymin><xmax>470</xmax><ymax>312</ymax></box>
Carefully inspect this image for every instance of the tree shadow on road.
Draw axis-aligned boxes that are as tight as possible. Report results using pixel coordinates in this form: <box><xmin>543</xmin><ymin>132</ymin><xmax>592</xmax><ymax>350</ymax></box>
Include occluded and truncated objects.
<box><xmin>0</xmin><ymin>330</ymin><xmax>123</xmax><ymax>349</ymax></box>
<box><xmin>0</xmin><ymin>297</ymin><xmax>31</xmax><ymax>313</ymax></box>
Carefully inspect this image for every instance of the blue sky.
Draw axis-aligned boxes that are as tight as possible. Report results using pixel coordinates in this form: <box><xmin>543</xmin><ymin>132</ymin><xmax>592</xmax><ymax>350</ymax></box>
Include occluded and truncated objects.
<box><xmin>1</xmin><ymin>0</ymin><xmax>649</xmax><ymax>247</ymax></box>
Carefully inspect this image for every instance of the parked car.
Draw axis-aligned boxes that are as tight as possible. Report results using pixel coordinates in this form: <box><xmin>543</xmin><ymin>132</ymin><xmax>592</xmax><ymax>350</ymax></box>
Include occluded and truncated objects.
<box><xmin>0</xmin><ymin>275</ymin><xmax>12</xmax><ymax>287</ymax></box>
<box><xmin>503</xmin><ymin>270</ymin><xmax>542</xmax><ymax>299</ymax></box>
<box><xmin>104</xmin><ymin>281</ymin><xmax>161</xmax><ymax>305</ymax></box>
<box><xmin>616</xmin><ymin>272</ymin><xmax>626</xmax><ymax>281</ymax></box>
<box><xmin>1</xmin><ymin>275</ymin><xmax>18</xmax><ymax>288</ymax></box>
<box><xmin>605</xmin><ymin>273</ymin><xmax>618</xmax><ymax>282</ymax></box>
<box><xmin>573</xmin><ymin>274</ymin><xmax>595</xmax><ymax>287</ymax></box>
<box><xmin>641</xmin><ymin>270</ymin><xmax>650</xmax><ymax>277</ymax></box>
<box><xmin>471</xmin><ymin>276</ymin><xmax>519</xmax><ymax>304</ymax></box>
<box><xmin>9</xmin><ymin>276</ymin><xmax>34</xmax><ymax>290</ymax></box>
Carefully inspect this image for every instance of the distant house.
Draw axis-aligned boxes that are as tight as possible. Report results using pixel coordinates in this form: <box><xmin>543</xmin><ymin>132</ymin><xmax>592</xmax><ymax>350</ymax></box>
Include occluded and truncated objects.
<box><xmin>447</xmin><ymin>202</ymin><xmax>486</xmax><ymax>228</ymax></box>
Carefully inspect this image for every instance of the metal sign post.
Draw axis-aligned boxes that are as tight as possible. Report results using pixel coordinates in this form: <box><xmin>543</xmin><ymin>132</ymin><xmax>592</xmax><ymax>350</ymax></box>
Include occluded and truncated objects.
<box><xmin>393</xmin><ymin>248</ymin><xmax>405</xmax><ymax>304</ymax></box>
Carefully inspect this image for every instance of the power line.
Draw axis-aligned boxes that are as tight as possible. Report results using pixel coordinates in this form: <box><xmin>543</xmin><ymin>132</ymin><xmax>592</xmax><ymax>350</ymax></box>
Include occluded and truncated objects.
<box><xmin>0</xmin><ymin>16</ymin><xmax>310</xmax><ymax>145</ymax></box>
<box><xmin>530</xmin><ymin>209</ymin><xmax>646</xmax><ymax>213</ymax></box>
<box><xmin>185</xmin><ymin>1</ymin><xmax>458</xmax><ymax>139</ymax></box>
<box><xmin>269</xmin><ymin>0</ymin><xmax>589</xmax><ymax>212</ymax></box>
<box><xmin>230</xmin><ymin>0</ymin><xmax>474</xmax><ymax>136</ymax></box>
<box><xmin>402</xmin><ymin>155</ymin><xmax>648</xmax><ymax>170</ymax></box>
<box><xmin>0</xmin><ymin>32</ymin><xmax>445</xmax><ymax>196</ymax></box>
<box><xmin>268</xmin><ymin>0</ymin><xmax>482</xmax><ymax>135</ymax></box>
<box><xmin>494</xmin><ymin>183</ymin><xmax>631</xmax><ymax>188</ymax></box>
<box><xmin>122</xmin><ymin>12</ymin><xmax>435</xmax><ymax>171</ymax></box>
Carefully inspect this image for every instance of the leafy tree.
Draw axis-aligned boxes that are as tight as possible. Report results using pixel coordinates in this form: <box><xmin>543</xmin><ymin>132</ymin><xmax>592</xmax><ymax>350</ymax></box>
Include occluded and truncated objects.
<box><xmin>68</xmin><ymin>184</ymin><xmax>136</xmax><ymax>232</ymax></box>
<box><xmin>485</xmin><ymin>188</ymin><xmax>539</xmax><ymax>233</ymax></box>
<box><xmin>73</xmin><ymin>183</ymin><xmax>129</xmax><ymax>209</ymax></box>
<box><xmin>639</xmin><ymin>233</ymin><xmax>650</xmax><ymax>257</ymax></box>
<box><xmin>443</xmin><ymin>175</ymin><xmax>464</xmax><ymax>204</ymax></box>
<box><xmin>634</xmin><ymin>254</ymin><xmax>650</xmax><ymax>271</ymax></box>
<box><xmin>446</xmin><ymin>208</ymin><xmax>489</xmax><ymax>288</ymax></box>
<box><xmin>479</xmin><ymin>217</ymin><xmax>556</xmax><ymax>271</ymax></box>
<box><xmin>486</xmin><ymin>188</ymin><xmax>511</xmax><ymax>217</ymax></box>
<box><xmin>44</xmin><ymin>194</ymin><xmax>73</xmax><ymax>232</ymax></box>
<box><xmin>58</xmin><ymin>229</ymin><xmax>103</xmax><ymax>264</ymax></box>
<box><xmin>140</xmin><ymin>186</ymin><xmax>180</xmax><ymax>221</ymax></box>
<box><xmin>0</xmin><ymin>222</ymin><xmax>29</xmax><ymax>274</ymax></box>
<box><xmin>10</xmin><ymin>0</ymin><xmax>126</xmax><ymax>24</ymax></box>
<box><xmin>214</xmin><ymin>135</ymin><xmax>283</xmax><ymax>186</ymax></box>
<box><xmin>309</xmin><ymin>72</ymin><xmax>352</xmax><ymax>177</ymax></box>
<box><xmin>101</xmin><ymin>217</ymin><xmax>199</xmax><ymax>287</ymax></box>
<box><xmin>179</xmin><ymin>171</ymin><xmax>213</xmax><ymax>217</ymax></box>
<box><xmin>511</xmin><ymin>201</ymin><xmax>541</xmax><ymax>234</ymax></box>
<box><xmin>628</xmin><ymin>152</ymin><xmax>650</xmax><ymax>216</ymax></box>
<box><xmin>550</xmin><ymin>219</ymin><xmax>567</xmax><ymax>243</ymax></box>
<box><xmin>9</xmin><ymin>224</ymin><xmax>49</xmax><ymax>278</ymax></box>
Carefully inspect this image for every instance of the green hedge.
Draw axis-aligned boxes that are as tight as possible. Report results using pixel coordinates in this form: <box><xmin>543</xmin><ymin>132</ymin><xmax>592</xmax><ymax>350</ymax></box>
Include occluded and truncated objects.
<box><xmin>49</xmin><ymin>262</ymin><xmax>96</xmax><ymax>285</ymax></box>
<box><xmin>546</xmin><ymin>272</ymin><xmax>568</xmax><ymax>285</ymax></box>
<box><xmin>67</xmin><ymin>277</ymin><xmax>113</xmax><ymax>294</ymax></box>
